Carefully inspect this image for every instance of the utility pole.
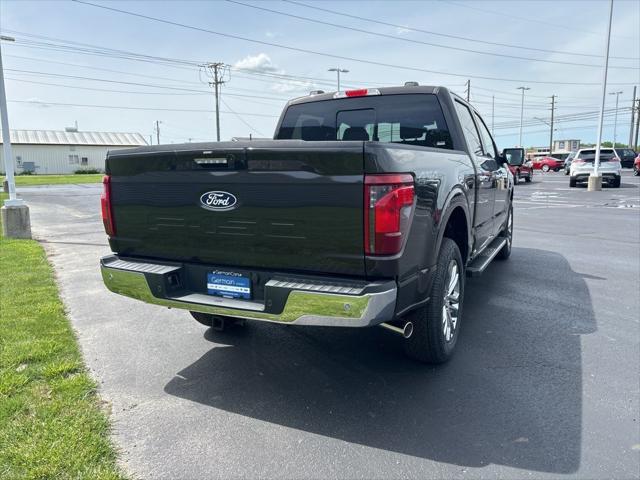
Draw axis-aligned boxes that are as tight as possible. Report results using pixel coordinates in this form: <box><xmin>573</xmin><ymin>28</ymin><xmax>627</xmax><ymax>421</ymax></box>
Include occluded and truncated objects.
<box><xmin>0</xmin><ymin>35</ymin><xmax>31</xmax><ymax>238</ymax></box>
<box><xmin>609</xmin><ymin>90</ymin><xmax>623</xmax><ymax>146</ymax></box>
<box><xmin>628</xmin><ymin>86</ymin><xmax>636</xmax><ymax>147</ymax></box>
<box><xmin>491</xmin><ymin>95</ymin><xmax>495</xmax><ymax>135</ymax></box>
<box><xmin>154</xmin><ymin>120</ymin><xmax>161</xmax><ymax>145</ymax></box>
<box><xmin>202</xmin><ymin>62</ymin><xmax>226</xmax><ymax>141</ymax></box>
<box><xmin>590</xmin><ymin>0</ymin><xmax>614</xmax><ymax>192</ymax></box>
<box><xmin>328</xmin><ymin>68</ymin><xmax>349</xmax><ymax>91</ymax></box>
<box><xmin>549</xmin><ymin>95</ymin><xmax>556</xmax><ymax>156</ymax></box>
<box><xmin>517</xmin><ymin>86</ymin><xmax>530</xmax><ymax>148</ymax></box>
<box><xmin>634</xmin><ymin>98</ymin><xmax>640</xmax><ymax>150</ymax></box>
<box><xmin>465</xmin><ymin>80</ymin><xmax>471</xmax><ymax>102</ymax></box>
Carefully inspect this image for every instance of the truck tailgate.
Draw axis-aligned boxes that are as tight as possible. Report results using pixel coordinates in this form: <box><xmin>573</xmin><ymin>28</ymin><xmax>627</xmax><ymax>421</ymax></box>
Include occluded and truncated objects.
<box><xmin>106</xmin><ymin>141</ymin><xmax>365</xmax><ymax>276</ymax></box>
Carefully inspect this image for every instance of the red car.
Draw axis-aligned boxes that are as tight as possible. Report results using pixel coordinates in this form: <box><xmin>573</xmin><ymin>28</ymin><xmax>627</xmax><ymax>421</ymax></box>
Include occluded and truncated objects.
<box><xmin>504</xmin><ymin>148</ymin><xmax>533</xmax><ymax>184</ymax></box>
<box><xmin>634</xmin><ymin>153</ymin><xmax>640</xmax><ymax>176</ymax></box>
<box><xmin>532</xmin><ymin>156</ymin><xmax>563</xmax><ymax>172</ymax></box>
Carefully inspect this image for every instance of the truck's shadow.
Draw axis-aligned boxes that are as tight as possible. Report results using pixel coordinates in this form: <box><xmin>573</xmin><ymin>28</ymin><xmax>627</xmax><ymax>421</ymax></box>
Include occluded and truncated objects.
<box><xmin>164</xmin><ymin>248</ymin><xmax>596</xmax><ymax>474</ymax></box>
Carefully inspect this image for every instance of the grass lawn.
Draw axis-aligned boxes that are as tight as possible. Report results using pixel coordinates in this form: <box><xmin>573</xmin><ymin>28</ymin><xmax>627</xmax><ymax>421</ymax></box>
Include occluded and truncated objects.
<box><xmin>0</xmin><ymin>193</ymin><xmax>125</xmax><ymax>479</ymax></box>
<box><xmin>2</xmin><ymin>174</ymin><xmax>103</xmax><ymax>186</ymax></box>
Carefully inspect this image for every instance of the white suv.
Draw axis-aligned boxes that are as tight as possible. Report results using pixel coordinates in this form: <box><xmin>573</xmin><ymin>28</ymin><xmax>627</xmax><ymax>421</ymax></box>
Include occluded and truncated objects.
<box><xmin>569</xmin><ymin>148</ymin><xmax>622</xmax><ymax>188</ymax></box>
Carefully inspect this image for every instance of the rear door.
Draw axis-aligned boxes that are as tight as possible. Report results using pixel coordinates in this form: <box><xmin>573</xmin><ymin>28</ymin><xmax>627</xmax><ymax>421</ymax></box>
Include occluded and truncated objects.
<box><xmin>454</xmin><ymin>101</ymin><xmax>495</xmax><ymax>251</ymax></box>
<box><xmin>107</xmin><ymin>142</ymin><xmax>365</xmax><ymax>276</ymax></box>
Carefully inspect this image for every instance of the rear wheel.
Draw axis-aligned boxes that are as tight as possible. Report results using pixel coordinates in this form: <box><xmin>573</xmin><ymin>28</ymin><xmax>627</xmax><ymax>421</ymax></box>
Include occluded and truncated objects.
<box><xmin>612</xmin><ymin>176</ymin><xmax>621</xmax><ymax>188</ymax></box>
<box><xmin>553</xmin><ymin>167</ymin><xmax>560</xmax><ymax>172</ymax></box>
<box><xmin>569</xmin><ymin>177</ymin><xmax>577</xmax><ymax>187</ymax></box>
<box><xmin>404</xmin><ymin>238</ymin><xmax>464</xmax><ymax>364</ymax></box>
<box><xmin>525</xmin><ymin>172</ymin><xmax>532</xmax><ymax>183</ymax></box>
<box><xmin>542</xmin><ymin>164</ymin><xmax>550</xmax><ymax>172</ymax></box>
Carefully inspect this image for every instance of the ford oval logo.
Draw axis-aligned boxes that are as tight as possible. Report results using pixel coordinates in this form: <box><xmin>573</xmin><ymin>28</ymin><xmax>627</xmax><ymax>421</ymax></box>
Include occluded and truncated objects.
<box><xmin>200</xmin><ymin>191</ymin><xmax>237</xmax><ymax>211</ymax></box>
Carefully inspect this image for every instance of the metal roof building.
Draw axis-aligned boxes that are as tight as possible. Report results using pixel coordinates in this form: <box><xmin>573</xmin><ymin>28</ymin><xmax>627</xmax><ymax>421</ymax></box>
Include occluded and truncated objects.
<box><xmin>0</xmin><ymin>129</ymin><xmax>147</xmax><ymax>175</ymax></box>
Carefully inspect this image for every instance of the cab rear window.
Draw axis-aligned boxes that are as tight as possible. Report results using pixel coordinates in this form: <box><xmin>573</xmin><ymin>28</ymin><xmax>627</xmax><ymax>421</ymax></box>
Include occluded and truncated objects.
<box><xmin>277</xmin><ymin>94</ymin><xmax>453</xmax><ymax>149</ymax></box>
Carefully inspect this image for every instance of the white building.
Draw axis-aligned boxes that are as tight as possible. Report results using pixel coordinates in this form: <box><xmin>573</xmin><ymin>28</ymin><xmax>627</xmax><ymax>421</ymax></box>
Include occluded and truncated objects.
<box><xmin>0</xmin><ymin>129</ymin><xmax>147</xmax><ymax>175</ymax></box>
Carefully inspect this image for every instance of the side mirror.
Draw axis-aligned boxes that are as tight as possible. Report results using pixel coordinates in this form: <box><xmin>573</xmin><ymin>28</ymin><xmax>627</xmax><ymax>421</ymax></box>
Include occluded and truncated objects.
<box><xmin>502</xmin><ymin>147</ymin><xmax>525</xmax><ymax>166</ymax></box>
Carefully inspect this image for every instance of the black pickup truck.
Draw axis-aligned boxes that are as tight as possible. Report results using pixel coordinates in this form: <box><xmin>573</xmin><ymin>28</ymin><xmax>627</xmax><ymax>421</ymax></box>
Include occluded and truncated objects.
<box><xmin>100</xmin><ymin>85</ymin><xmax>515</xmax><ymax>363</ymax></box>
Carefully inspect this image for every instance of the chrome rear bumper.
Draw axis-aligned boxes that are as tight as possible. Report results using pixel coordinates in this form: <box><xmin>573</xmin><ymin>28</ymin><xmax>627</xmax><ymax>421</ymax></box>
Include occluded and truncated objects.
<box><xmin>100</xmin><ymin>255</ymin><xmax>397</xmax><ymax>327</ymax></box>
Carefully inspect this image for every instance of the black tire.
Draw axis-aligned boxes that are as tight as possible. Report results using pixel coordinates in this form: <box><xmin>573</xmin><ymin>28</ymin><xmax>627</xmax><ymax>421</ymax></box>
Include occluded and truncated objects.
<box><xmin>569</xmin><ymin>177</ymin><xmax>577</xmax><ymax>187</ymax></box>
<box><xmin>542</xmin><ymin>164</ymin><xmax>550</xmax><ymax>172</ymax></box>
<box><xmin>525</xmin><ymin>172</ymin><xmax>532</xmax><ymax>183</ymax></box>
<box><xmin>564</xmin><ymin>169</ymin><xmax>570</xmax><ymax>175</ymax></box>
<box><xmin>404</xmin><ymin>238</ymin><xmax>464</xmax><ymax>364</ymax></box>
<box><xmin>634</xmin><ymin>166</ymin><xmax>639</xmax><ymax>176</ymax></box>
<box><xmin>554</xmin><ymin>167</ymin><xmax>560</xmax><ymax>172</ymax></box>
<box><xmin>189</xmin><ymin>311</ymin><xmax>245</xmax><ymax>330</ymax></box>
<box><xmin>496</xmin><ymin>205</ymin><xmax>513</xmax><ymax>260</ymax></box>
<box><xmin>612</xmin><ymin>176</ymin><xmax>621</xmax><ymax>188</ymax></box>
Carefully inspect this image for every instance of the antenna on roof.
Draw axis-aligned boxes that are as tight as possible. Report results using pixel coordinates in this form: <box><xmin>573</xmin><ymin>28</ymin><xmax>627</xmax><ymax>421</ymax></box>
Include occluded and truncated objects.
<box><xmin>65</xmin><ymin>121</ymin><xmax>78</xmax><ymax>133</ymax></box>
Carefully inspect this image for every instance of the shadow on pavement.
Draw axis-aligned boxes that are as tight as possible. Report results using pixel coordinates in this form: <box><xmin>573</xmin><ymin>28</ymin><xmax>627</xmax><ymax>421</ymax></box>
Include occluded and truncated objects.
<box><xmin>165</xmin><ymin>248</ymin><xmax>596</xmax><ymax>474</ymax></box>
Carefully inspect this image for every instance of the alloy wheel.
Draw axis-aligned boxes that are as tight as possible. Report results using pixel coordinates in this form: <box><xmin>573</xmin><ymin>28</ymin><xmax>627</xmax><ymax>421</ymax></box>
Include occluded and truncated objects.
<box><xmin>442</xmin><ymin>260</ymin><xmax>460</xmax><ymax>343</ymax></box>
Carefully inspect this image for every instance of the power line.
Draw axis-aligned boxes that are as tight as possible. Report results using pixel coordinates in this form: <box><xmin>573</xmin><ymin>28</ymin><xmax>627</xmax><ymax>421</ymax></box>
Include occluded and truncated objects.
<box><xmin>69</xmin><ymin>0</ymin><xmax>638</xmax><ymax>86</ymax></box>
<box><xmin>9</xmin><ymin>99</ymin><xmax>281</xmax><ymax>117</ymax></box>
<box><xmin>220</xmin><ymin>97</ymin><xmax>267</xmax><ymax>137</ymax></box>
<box><xmin>227</xmin><ymin>0</ymin><xmax>637</xmax><ymax>69</ymax></box>
<box><xmin>284</xmin><ymin>0</ymin><xmax>638</xmax><ymax>61</ymax></box>
<box><xmin>446</xmin><ymin>0</ymin><xmax>636</xmax><ymax>41</ymax></box>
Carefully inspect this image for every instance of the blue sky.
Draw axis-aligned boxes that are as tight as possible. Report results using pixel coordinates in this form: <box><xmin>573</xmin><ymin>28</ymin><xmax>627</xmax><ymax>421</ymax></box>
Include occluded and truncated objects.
<box><xmin>1</xmin><ymin>0</ymin><xmax>639</xmax><ymax>149</ymax></box>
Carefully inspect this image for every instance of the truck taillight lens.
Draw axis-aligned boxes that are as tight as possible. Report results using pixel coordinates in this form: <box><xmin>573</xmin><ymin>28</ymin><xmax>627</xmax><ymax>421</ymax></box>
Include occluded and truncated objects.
<box><xmin>100</xmin><ymin>175</ymin><xmax>116</xmax><ymax>236</ymax></box>
<box><xmin>364</xmin><ymin>174</ymin><xmax>415</xmax><ymax>255</ymax></box>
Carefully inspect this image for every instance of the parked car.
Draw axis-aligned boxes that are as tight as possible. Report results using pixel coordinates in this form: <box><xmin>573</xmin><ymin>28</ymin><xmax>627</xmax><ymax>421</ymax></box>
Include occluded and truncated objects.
<box><xmin>504</xmin><ymin>147</ymin><xmax>533</xmax><ymax>183</ymax></box>
<box><xmin>99</xmin><ymin>85</ymin><xmax>515</xmax><ymax>364</ymax></box>
<box><xmin>532</xmin><ymin>156</ymin><xmax>563</xmax><ymax>172</ymax></box>
<box><xmin>634</xmin><ymin>153</ymin><xmax>640</xmax><ymax>176</ymax></box>
<box><xmin>614</xmin><ymin>148</ymin><xmax>637</xmax><ymax>168</ymax></box>
<box><xmin>564</xmin><ymin>151</ymin><xmax>577</xmax><ymax>175</ymax></box>
<box><xmin>569</xmin><ymin>148</ymin><xmax>622</xmax><ymax>187</ymax></box>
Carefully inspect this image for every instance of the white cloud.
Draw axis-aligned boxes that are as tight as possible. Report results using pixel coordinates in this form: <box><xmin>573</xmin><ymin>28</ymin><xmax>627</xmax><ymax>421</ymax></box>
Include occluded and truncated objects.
<box><xmin>233</xmin><ymin>53</ymin><xmax>317</xmax><ymax>94</ymax></box>
<box><xmin>233</xmin><ymin>53</ymin><xmax>279</xmax><ymax>73</ymax></box>
<box><xmin>395</xmin><ymin>26</ymin><xmax>411</xmax><ymax>35</ymax></box>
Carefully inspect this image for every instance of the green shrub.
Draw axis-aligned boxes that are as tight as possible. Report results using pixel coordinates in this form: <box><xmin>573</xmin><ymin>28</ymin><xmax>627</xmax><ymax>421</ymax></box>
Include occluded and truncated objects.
<box><xmin>74</xmin><ymin>169</ymin><xmax>102</xmax><ymax>174</ymax></box>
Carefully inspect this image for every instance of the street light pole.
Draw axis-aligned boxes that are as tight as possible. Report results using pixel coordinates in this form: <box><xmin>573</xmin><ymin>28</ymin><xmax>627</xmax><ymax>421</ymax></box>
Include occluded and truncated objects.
<box><xmin>517</xmin><ymin>86</ymin><xmax>530</xmax><ymax>147</ymax></box>
<box><xmin>608</xmin><ymin>90</ymin><xmax>622</xmax><ymax>146</ymax></box>
<box><xmin>590</xmin><ymin>0</ymin><xmax>614</xmax><ymax>192</ymax></box>
<box><xmin>0</xmin><ymin>35</ymin><xmax>31</xmax><ymax>238</ymax></box>
<box><xmin>328</xmin><ymin>68</ymin><xmax>349</xmax><ymax>91</ymax></box>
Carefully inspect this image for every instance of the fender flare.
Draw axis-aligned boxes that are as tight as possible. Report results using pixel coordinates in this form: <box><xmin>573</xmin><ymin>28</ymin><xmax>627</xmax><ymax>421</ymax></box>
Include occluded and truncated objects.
<box><xmin>433</xmin><ymin>188</ymin><xmax>472</xmax><ymax>265</ymax></box>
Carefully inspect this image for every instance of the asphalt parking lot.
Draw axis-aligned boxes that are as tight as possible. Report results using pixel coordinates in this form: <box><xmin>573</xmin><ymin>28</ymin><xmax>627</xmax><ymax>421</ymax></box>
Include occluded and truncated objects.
<box><xmin>17</xmin><ymin>170</ymin><xmax>640</xmax><ymax>479</ymax></box>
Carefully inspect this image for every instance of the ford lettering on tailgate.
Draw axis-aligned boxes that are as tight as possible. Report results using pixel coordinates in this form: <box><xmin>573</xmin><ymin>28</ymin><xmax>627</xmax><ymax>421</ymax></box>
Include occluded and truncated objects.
<box><xmin>200</xmin><ymin>191</ymin><xmax>237</xmax><ymax>211</ymax></box>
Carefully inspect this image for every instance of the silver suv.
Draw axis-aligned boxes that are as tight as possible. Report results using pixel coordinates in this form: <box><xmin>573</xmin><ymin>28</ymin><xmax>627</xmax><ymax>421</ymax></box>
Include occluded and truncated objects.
<box><xmin>569</xmin><ymin>148</ymin><xmax>622</xmax><ymax>188</ymax></box>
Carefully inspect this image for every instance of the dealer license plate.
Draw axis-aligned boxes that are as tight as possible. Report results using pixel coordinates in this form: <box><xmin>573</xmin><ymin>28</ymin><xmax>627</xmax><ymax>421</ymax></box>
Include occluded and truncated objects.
<box><xmin>207</xmin><ymin>271</ymin><xmax>251</xmax><ymax>300</ymax></box>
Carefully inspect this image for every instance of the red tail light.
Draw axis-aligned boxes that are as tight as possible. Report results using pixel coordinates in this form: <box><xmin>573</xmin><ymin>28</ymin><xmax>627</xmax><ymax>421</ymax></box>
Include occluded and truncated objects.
<box><xmin>364</xmin><ymin>174</ymin><xmax>415</xmax><ymax>255</ymax></box>
<box><xmin>100</xmin><ymin>175</ymin><xmax>116</xmax><ymax>236</ymax></box>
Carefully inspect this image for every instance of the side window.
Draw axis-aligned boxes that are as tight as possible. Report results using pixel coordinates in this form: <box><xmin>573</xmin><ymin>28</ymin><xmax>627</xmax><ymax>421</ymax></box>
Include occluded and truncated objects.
<box><xmin>474</xmin><ymin>112</ymin><xmax>497</xmax><ymax>159</ymax></box>
<box><xmin>454</xmin><ymin>101</ymin><xmax>483</xmax><ymax>156</ymax></box>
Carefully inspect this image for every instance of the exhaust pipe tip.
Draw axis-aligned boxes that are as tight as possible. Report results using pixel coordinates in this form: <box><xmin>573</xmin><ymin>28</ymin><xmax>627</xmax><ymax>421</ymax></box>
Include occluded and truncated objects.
<box><xmin>380</xmin><ymin>321</ymin><xmax>413</xmax><ymax>338</ymax></box>
<box><xmin>403</xmin><ymin>321</ymin><xmax>413</xmax><ymax>338</ymax></box>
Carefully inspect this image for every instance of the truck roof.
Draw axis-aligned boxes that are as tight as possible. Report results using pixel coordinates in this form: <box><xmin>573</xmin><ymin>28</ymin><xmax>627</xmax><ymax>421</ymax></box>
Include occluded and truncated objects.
<box><xmin>286</xmin><ymin>85</ymin><xmax>453</xmax><ymax>107</ymax></box>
